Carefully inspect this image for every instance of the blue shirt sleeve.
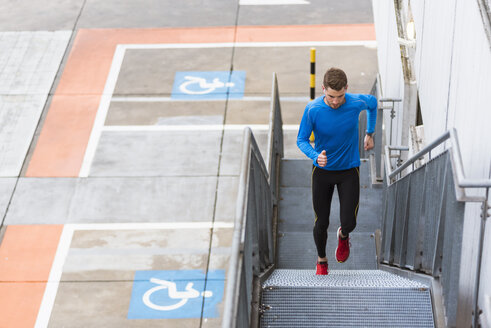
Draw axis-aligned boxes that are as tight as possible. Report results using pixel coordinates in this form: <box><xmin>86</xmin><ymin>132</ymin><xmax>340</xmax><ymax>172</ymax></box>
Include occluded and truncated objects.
<box><xmin>364</xmin><ymin>94</ymin><xmax>378</xmax><ymax>134</ymax></box>
<box><xmin>296</xmin><ymin>103</ymin><xmax>319</xmax><ymax>163</ymax></box>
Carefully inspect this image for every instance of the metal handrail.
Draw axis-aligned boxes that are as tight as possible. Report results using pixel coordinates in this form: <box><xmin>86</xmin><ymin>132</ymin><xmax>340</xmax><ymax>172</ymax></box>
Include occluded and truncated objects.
<box><xmin>266</xmin><ymin>72</ymin><xmax>284</xmax><ymax>205</ymax></box>
<box><xmin>222</xmin><ymin>127</ymin><xmax>252</xmax><ymax>328</ymax></box>
<box><xmin>222</xmin><ymin>73</ymin><xmax>283</xmax><ymax>328</ymax></box>
<box><xmin>384</xmin><ymin>127</ymin><xmax>491</xmax><ymax>327</ymax></box>
<box><xmin>387</xmin><ymin>128</ymin><xmax>491</xmax><ymax>200</ymax></box>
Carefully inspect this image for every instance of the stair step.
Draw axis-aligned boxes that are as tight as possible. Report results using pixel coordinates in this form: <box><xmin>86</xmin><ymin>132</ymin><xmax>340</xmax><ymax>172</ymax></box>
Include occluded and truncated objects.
<box><xmin>261</xmin><ymin>270</ymin><xmax>434</xmax><ymax>328</ymax></box>
<box><xmin>263</xmin><ymin>269</ymin><xmax>427</xmax><ymax>288</ymax></box>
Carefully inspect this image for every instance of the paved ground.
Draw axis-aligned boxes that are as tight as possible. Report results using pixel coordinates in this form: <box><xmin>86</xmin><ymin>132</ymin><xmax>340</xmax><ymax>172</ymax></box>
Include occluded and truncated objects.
<box><xmin>0</xmin><ymin>1</ymin><xmax>378</xmax><ymax>327</ymax></box>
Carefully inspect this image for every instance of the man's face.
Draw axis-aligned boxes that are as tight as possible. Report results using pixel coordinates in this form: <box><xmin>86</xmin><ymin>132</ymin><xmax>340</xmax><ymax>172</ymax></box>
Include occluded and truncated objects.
<box><xmin>322</xmin><ymin>85</ymin><xmax>347</xmax><ymax>109</ymax></box>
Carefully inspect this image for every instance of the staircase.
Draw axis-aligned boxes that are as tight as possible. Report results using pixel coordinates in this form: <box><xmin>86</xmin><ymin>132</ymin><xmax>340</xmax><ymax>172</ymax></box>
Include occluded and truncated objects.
<box><xmin>259</xmin><ymin>159</ymin><xmax>435</xmax><ymax>327</ymax></box>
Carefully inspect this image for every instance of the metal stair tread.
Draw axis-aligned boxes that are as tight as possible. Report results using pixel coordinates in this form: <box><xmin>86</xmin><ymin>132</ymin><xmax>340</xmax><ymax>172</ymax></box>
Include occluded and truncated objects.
<box><xmin>263</xmin><ymin>269</ymin><xmax>428</xmax><ymax>289</ymax></box>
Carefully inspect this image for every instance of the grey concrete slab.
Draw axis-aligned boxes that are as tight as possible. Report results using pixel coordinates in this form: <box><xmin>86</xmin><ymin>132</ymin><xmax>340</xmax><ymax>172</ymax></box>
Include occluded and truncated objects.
<box><xmin>238</xmin><ymin>0</ymin><xmax>374</xmax><ymax>26</ymax></box>
<box><xmin>106</xmin><ymin>100</ymin><xmax>226</xmax><ymax>126</ymax></box>
<box><xmin>78</xmin><ymin>0</ymin><xmax>239</xmax><ymax>28</ymax></box>
<box><xmin>89</xmin><ymin>130</ymin><xmax>222</xmax><ymax>177</ymax></box>
<box><xmin>283</xmin><ymin>129</ymin><xmax>305</xmax><ymax>158</ymax></box>
<box><xmin>219</xmin><ymin>128</ymin><xmax>268</xmax><ymax>176</ymax></box>
<box><xmin>68</xmin><ymin>177</ymin><xmax>218</xmax><ymax>223</ymax></box>
<box><xmin>0</xmin><ymin>178</ymin><xmax>16</xmax><ymax>220</ymax></box>
<box><xmin>0</xmin><ymin>31</ymin><xmax>71</xmax><ymax>177</ymax></box>
<box><xmin>5</xmin><ymin>176</ymin><xmax>218</xmax><ymax>224</ymax></box>
<box><xmin>0</xmin><ymin>1</ymin><xmax>83</xmax><ymax>31</ymax></box>
<box><xmin>0</xmin><ymin>95</ymin><xmax>48</xmax><ymax>177</ymax></box>
<box><xmin>233</xmin><ymin>45</ymin><xmax>378</xmax><ymax>95</ymax></box>
<box><xmin>0</xmin><ymin>31</ymin><xmax>71</xmax><ymax>95</ymax></box>
<box><xmin>49</xmin><ymin>281</ymin><xmax>201</xmax><ymax>327</ymax></box>
<box><xmin>215</xmin><ymin>177</ymin><xmax>238</xmax><ymax>222</ymax></box>
<box><xmin>62</xmin><ymin>228</ymin><xmax>212</xmax><ymax>281</ymax></box>
<box><xmin>4</xmin><ymin>178</ymin><xmax>78</xmax><ymax>225</ymax></box>
<box><xmin>226</xmin><ymin>99</ymin><xmax>305</xmax><ymax>125</ymax></box>
<box><xmin>113</xmin><ymin>48</ymin><xmax>234</xmax><ymax>96</ymax></box>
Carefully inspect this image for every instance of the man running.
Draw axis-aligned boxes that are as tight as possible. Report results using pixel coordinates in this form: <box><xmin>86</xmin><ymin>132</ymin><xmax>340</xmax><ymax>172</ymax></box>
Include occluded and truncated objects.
<box><xmin>297</xmin><ymin>67</ymin><xmax>377</xmax><ymax>275</ymax></box>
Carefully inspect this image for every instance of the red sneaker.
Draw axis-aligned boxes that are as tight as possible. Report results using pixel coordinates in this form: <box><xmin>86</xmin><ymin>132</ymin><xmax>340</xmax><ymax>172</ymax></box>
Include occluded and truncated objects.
<box><xmin>335</xmin><ymin>227</ymin><xmax>350</xmax><ymax>263</ymax></box>
<box><xmin>316</xmin><ymin>261</ymin><xmax>329</xmax><ymax>275</ymax></box>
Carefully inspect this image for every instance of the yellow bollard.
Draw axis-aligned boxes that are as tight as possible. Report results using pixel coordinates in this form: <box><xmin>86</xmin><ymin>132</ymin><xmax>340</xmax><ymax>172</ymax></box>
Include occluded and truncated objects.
<box><xmin>310</xmin><ymin>48</ymin><xmax>315</xmax><ymax>142</ymax></box>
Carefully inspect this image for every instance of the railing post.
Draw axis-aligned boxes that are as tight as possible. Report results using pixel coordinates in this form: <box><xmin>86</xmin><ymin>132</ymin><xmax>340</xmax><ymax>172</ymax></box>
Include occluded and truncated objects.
<box><xmin>473</xmin><ymin>187</ymin><xmax>490</xmax><ymax>327</ymax></box>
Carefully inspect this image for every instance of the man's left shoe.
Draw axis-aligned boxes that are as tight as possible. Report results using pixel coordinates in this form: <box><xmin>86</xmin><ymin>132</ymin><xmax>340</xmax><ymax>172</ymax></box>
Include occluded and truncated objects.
<box><xmin>335</xmin><ymin>227</ymin><xmax>350</xmax><ymax>263</ymax></box>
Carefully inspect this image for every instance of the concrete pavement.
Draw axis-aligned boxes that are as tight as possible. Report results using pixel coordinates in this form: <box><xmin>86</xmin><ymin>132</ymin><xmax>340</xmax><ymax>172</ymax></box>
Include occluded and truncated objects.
<box><xmin>0</xmin><ymin>1</ymin><xmax>378</xmax><ymax>327</ymax></box>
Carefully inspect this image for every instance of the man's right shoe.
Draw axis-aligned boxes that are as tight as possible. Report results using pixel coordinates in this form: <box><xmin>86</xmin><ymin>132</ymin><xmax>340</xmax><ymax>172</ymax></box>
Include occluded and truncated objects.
<box><xmin>316</xmin><ymin>261</ymin><xmax>329</xmax><ymax>275</ymax></box>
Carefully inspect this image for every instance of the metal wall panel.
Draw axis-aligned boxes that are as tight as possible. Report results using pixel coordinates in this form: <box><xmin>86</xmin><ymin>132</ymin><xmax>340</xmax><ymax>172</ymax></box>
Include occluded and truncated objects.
<box><xmin>420</xmin><ymin>153</ymin><xmax>448</xmax><ymax>275</ymax></box>
<box><xmin>372</xmin><ymin>0</ymin><xmax>405</xmax><ymax>146</ymax></box>
<box><xmin>393</xmin><ymin>175</ymin><xmax>410</xmax><ymax>267</ymax></box>
<box><xmin>404</xmin><ymin>165</ymin><xmax>426</xmax><ymax>270</ymax></box>
<box><xmin>440</xmin><ymin>159</ymin><xmax>466</xmax><ymax>327</ymax></box>
<box><xmin>382</xmin><ymin>183</ymin><xmax>398</xmax><ymax>264</ymax></box>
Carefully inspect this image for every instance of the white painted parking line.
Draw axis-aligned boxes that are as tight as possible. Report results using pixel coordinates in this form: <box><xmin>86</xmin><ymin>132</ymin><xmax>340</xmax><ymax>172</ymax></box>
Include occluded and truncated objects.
<box><xmin>111</xmin><ymin>96</ymin><xmax>309</xmax><ymax>102</ymax></box>
<box><xmin>102</xmin><ymin>124</ymin><xmax>300</xmax><ymax>131</ymax></box>
<box><xmin>79</xmin><ymin>41</ymin><xmax>375</xmax><ymax>177</ymax></box>
<box><xmin>240</xmin><ymin>0</ymin><xmax>310</xmax><ymax>4</ymax></box>
<box><xmin>123</xmin><ymin>41</ymin><xmax>377</xmax><ymax>49</ymax></box>
<box><xmin>34</xmin><ymin>225</ymin><xmax>74</xmax><ymax>328</ymax></box>
<box><xmin>79</xmin><ymin>45</ymin><xmax>126</xmax><ymax>178</ymax></box>
<box><xmin>34</xmin><ymin>221</ymin><xmax>233</xmax><ymax>328</ymax></box>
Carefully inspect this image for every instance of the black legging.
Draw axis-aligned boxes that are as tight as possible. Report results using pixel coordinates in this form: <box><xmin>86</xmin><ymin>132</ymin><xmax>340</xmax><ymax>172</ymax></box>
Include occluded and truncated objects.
<box><xmin>311</xmin><ymin>166</ymin><xmax>360</xmax><ymax>258</ymax></box>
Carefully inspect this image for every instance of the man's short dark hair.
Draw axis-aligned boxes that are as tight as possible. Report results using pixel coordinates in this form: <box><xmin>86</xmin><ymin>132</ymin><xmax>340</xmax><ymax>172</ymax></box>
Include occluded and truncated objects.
<box><xmin>323</xmin><ymin>67</ymin><xmax>348</xmax><ymax>91</ymax></box>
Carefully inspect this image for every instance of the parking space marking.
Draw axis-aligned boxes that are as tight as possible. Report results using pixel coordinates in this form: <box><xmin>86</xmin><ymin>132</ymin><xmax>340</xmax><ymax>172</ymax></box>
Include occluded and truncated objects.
<box><xmin>27</xmin><ymin>25</ymin><xmax>376</xmax><ymax>178</ymax></box>
<box><xmin>79</xmin><ymin>40</ymin><xmax>374</xmax><ymax>177</ymax></box>
<box><xmin>240</xmin><ymin>0</ymin><xmax>310</xmax><ymax>4</ymax></box>
<box><xmin>102</xmin><ymin>124</ymin><xmax>300</xmax><ymax>131</ymax></box>
<box><xmin>32</xmin><ymin>221</ymin><xmax>233</xmax><ymax>328</ymax></box>
<box><xmin>111</xmin><ymin>96</ymin><xmax>309</xmax><ymax>102</ymax></box>
<box><xmin>79</xmin><ymin>44</ymin><xmax>126</xmax><ymax>178</ymax></box>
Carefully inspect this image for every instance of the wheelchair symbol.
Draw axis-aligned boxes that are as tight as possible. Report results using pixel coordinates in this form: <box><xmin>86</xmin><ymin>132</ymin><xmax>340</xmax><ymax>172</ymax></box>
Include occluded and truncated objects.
<box><xmin>178</xmin><ymin>76</ymin><xmax>235</xmax><ymax>95</ymax></box>
<box><xmin>142</xmin><ymin>278</ymin><xmax>213</xmax><ymax>311</ymax></box>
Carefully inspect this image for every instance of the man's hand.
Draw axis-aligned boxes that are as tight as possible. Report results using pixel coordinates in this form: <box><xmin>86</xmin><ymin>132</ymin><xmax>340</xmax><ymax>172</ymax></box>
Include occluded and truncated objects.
<box><xmin>317</xmin><ymin>150</ymin><xmax>327</xmax><ymax>167</ymax></box>
<box><xmin>364</xmin><ymin>134</ymin><xmax>374</xmax><ymax>151</ymax></box>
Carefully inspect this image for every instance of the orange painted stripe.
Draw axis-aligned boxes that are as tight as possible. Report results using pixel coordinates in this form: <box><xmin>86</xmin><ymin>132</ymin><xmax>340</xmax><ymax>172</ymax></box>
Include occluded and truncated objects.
<box><xmin>236</xmin><ymin>24</ymin><xmax>376</xmax><ymax>42</ymax></box>
<box><xmin>0</xmin><ymin>225</ymin><xmax>63</xmax><ymax>327</ymax></box>
<box><xmin>26</xmin><ymin>25</ymin><xmax>375</xmax><ymax>177</ymax></box>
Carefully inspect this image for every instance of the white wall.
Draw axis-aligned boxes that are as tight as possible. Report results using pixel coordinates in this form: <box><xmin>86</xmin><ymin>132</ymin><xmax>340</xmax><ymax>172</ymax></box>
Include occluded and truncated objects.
<box><xmin>372</xmin><ymin>0</ymin><xmax>405</xmax><ymax>146</ymax></box>
<box><xmin>373</xmin><ymin>0</ymin><xmax>491</xmax><ymax>326</ymax></box>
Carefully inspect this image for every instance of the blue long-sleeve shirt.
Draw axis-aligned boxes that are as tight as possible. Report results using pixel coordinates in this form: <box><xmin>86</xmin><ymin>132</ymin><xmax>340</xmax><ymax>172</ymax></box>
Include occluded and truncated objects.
<box><xmin>297</xmin><ymin>93</ymin><xmax>377</xmax><ymax>170</ymax></box>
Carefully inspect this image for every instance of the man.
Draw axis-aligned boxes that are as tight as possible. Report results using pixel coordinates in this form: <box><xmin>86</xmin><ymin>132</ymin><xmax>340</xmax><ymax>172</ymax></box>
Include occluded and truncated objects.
<box><xmin>297</xmin><ymin>67</ymin><xmax>377</xmax><ymax>275</ymax></box>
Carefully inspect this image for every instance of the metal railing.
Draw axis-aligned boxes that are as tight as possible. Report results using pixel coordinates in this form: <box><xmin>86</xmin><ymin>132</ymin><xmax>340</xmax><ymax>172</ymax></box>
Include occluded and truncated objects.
<box><xmin>266</xmin><ymin>73</ymin><xmax>284</xmax><ymax>206</ymax></box>
<box><xmin>382</xmin><ymin>128</ymin><xmax>491</xmax><ymax>327</ymax></box>
<box><xmin>222</xmin><ymin>73</ymin><xmax>283</xmax><ymax>328</ymax></box>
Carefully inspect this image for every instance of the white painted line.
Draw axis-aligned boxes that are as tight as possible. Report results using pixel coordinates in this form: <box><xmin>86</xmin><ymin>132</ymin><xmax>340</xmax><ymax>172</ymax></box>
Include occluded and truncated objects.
<box><xmin>69</xmin><ymin>221</ymin><xmax>235</xmax><ymax>231</ymax></box>
<box><xmin>240</xmin><ymin>0</ymin><xmax>310</xmax><ymax>4</ymax></box>
<box><xmin>110</xmin><ymin>96</ymin><xmax>309</xmax><ymax>102</ymax></box>
<box><xmin>122</xmin><ymin>41</ymin><xmax>377</xmax><ymax>50</ymax></box>
<box><xmin>34</xmin><ymin>225</ymin><xmax>75</xmax><ymax>328</ymax></box>
<box><xmin>102</xmin><ymin>124</ymin><xmax>300</xmax><ymax>132</ymax></box>
<box><xmin>79</xmin><ymin>40</ymin><xmax>374</xmax><ymax>177</ymax></box>
<box><xmin>79</xmin><ymin>45</ymin><xmax>126</xmax><ymax>177</ymax></box>
<box><xmin>33</xmin><ymin>221</ymin><xmax>233</xmax><ymax>327</ymax></box>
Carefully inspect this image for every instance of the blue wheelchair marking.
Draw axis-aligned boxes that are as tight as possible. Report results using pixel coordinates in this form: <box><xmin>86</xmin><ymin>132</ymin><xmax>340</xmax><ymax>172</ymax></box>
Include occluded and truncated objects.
<box><xmin>127</xmin><ymin>270</ymin><xmax>225</xmax><ymax>319</ymax></box>
<box><xmin>171</xmin><ymin>71</ymin><xmax>245</xmax><ymax>99</ymax></box>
